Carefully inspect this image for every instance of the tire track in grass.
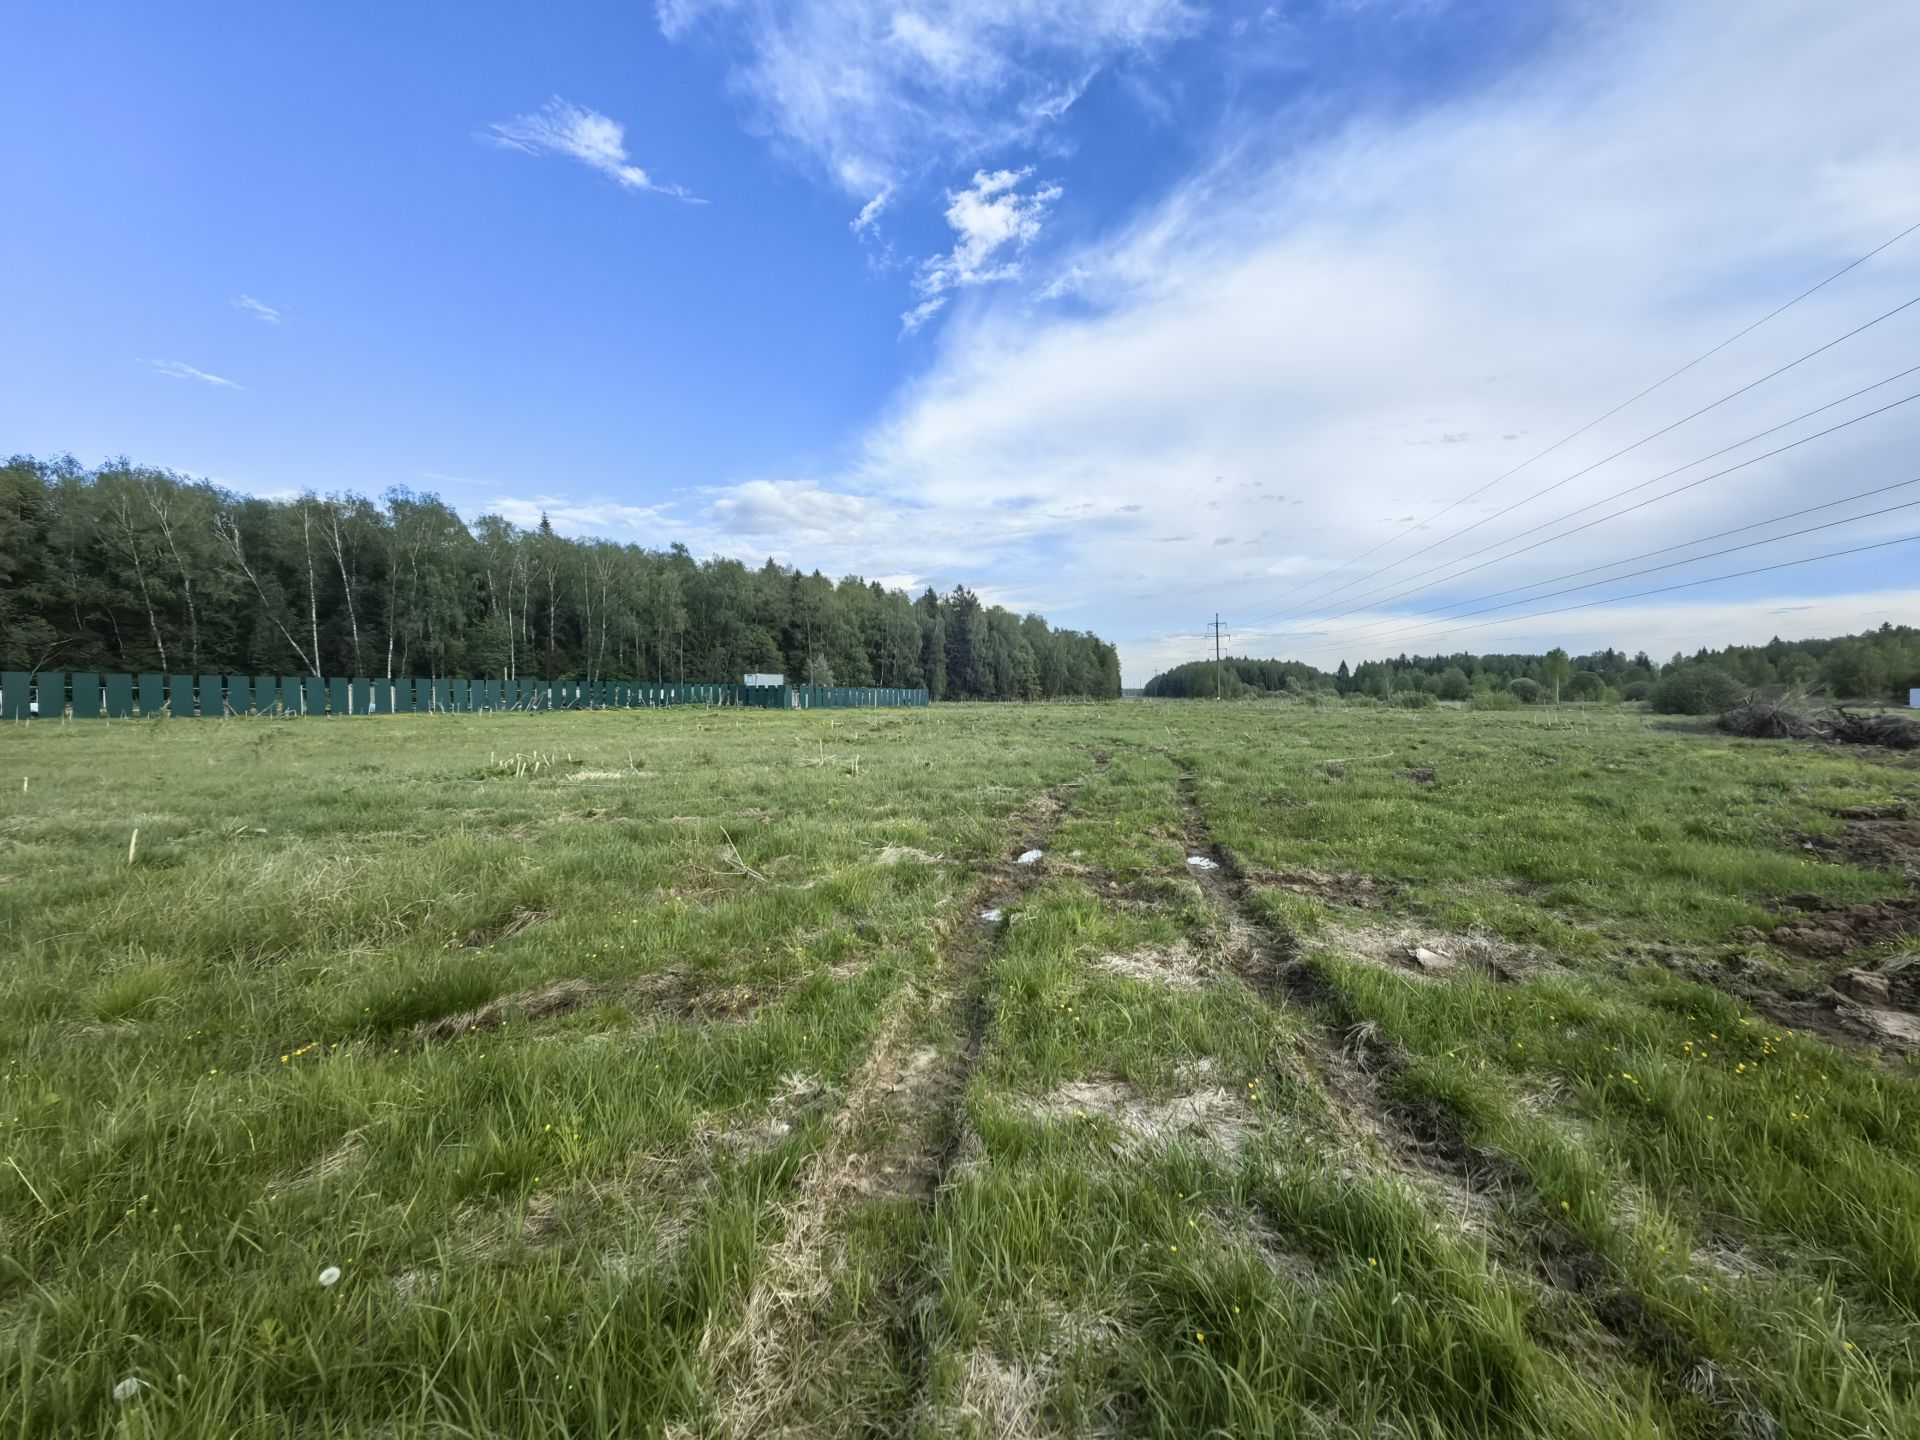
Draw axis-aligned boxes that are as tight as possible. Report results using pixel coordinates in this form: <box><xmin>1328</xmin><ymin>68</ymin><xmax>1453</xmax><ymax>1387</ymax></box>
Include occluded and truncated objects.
<box><xmin>1168</xmin><ymin>765</ymin><xmax>1494</xmax><ymax>1209</ymax></box>
<box><xmin>700</xmin><ymin>754</ymin><xmax>1106</xmax><ymax>1438</ymax></box>
<box><xmin>1168</xmin><ymin>763</ymin><xmax>1771</xmax><ymax>1440</ymax></box>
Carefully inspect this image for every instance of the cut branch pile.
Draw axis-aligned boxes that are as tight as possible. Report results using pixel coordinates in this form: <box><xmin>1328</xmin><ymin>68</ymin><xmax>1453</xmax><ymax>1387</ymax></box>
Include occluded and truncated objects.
<box><xmin>1718</xmin><ymin>694</ymin><xmax>1920</xmax><ymax>749</ymax></box>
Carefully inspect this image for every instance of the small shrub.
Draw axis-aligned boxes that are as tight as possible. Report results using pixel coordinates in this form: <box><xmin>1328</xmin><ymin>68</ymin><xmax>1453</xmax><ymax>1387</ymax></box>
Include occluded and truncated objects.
<box><xmin>1622</xmin><ymin>680</ymin><xmax>1652</xmax><ymax>702</ymax></box>
<box><xmin>1392</xmin><ymin>690</ymin><xmax>1437</xmax><ymax>710</ymax></box>
<box><xmin>1650</xmin><ymin>667</ymin><xmax>1747</xmax><ymax>716</ymax></box>
<box><xmin>1344</xmin><ymin>693</ymin><xmax>1380</xmax><ymax>708</ymax></box>
<box><xmin>1507</xmin><ymin>678</ymin><xmax>1542</xmax><ymax>704</ymax></box>
<box><xmin>1468</xmin><ymin>689</ymin><xmax>1522</xmax><ymax>712</ymax></box>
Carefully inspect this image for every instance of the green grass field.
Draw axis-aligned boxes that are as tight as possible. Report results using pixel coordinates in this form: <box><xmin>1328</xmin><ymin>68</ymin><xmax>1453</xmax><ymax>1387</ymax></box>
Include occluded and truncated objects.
<box><xmin>3</xmin><ymin>703</ymin><xmax>1917</xmax><ymax>1438</ymax></box>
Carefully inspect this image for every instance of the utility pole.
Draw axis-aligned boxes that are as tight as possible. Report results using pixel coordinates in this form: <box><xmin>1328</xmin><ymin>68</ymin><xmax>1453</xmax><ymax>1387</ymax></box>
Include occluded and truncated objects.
<box><xmin>1205</xmin><ymin>614</ymin><xmax>1229</xmax><ymax>700</ymax></box>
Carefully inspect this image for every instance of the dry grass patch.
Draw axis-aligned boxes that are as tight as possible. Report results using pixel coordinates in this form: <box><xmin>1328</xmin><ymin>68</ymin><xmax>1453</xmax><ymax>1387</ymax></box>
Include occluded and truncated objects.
<box><xmin>460</xmin><ymin>907</ymin><xmax>549</xmax><ymax>948</ymax></box>
<box><xmin>1085</xmin><ymin>939</ymin><xmax>1211</xmax><ymax>990</ymax></box>
<box><xmin>1326</xmin><ymin>922</ymin><xmax>1542</xmax><ymax>983</ymax></box>
<box><xmin>416</xmin><ymin>977</ymin><xmax>597</xmax><ymax>1042</ymax></box>
<box><xmin>942</xmin><ymin>1348</ymin><xmax>1053</xmax><ymax>1440</ymax></box>
<box><xmin>1027</xmin><ymin>1072</ymin><xmax>1259</xmax><ymax>1161</ymax></box>
<box><xmin>269</xmin><ymin>1128</ymin><xmax>368</xmax><ymax>1196</ymax></box>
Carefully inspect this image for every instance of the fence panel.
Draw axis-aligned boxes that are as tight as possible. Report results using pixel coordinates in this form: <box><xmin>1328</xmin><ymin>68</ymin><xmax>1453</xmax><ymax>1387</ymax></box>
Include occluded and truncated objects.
<box><xmin>10</xmin><ymin>670</ymin><xmax>928</xmax><ymax>720</ymax></box>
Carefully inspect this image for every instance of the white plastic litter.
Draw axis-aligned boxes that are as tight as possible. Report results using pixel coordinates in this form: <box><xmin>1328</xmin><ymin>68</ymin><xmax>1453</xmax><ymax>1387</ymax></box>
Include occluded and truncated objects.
<box><xmin>1186</xmin><ymin>856</ymin><xmax>1220</xmax><ymax>871</ymax></box>
<box><xmin>1016</xmin><ymin>849</ymin><xmax>1044</xmax><ymax>865</ymax></box>
<box><xmin>980</xmin><ymin>908</ymin><xmax>1004</xmax><ymax>923</ymax></box>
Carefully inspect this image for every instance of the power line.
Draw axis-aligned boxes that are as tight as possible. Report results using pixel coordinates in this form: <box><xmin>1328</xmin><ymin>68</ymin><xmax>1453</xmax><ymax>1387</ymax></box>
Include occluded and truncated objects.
<box><xmin>1392</xmin><ymin>475</ymin><xmax>1920</xmax><ymax>623</ymax></box>
<box><xmin>1282</xmin><ymin>531</ymin><xmax>1920</xmax><ymax>660</ymax></box>
<box><xmin>1269</xmin><ymin>378</ymin><xmax>1920</xmax><ymax>640</ymax></box>
<box><xmin>1383</xmin><ymin>493</ymin><xmax>1920</xmax><ymax>632</ymax></box>
<box><xmin>1245</xmin><ymin>218</ymin><xmax>1920</xmax><ymax>620</ymax></box>
<box><xmin>1247</xmin><ymin>291</ymin><xmax>1920</xmax><ymax>627</ymax></box>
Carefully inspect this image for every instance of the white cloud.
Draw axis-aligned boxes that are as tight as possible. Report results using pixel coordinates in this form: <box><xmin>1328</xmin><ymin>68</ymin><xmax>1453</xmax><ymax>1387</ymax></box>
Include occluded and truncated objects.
<box><xmin>488</xmin><ymin>98</ymin><xmax>698</xmax><ymax>200</ymax></box>
<box><xmin>657</xmin><ymin>0</ymin><xmax>1198</xmax><ymax>194</ymax></box>
<box><xmin>149</xmin><ymin>359</ymin><xmax>242</xmax><ymax>389</ymax></box>
<box><xmin>778</xmin><ymin>0</ymin><xmax>1920</xmax><ymax>681</ymax></box>
<box><xmin>231</xmin><ymin>294</ymin><xmax>283</xmax><ymax>324</ymax></box>
<box><xmin>486</xmin><ymin>494</ymin><xmax>681</xmax><ymax>537</ymax></box>
<box><xmin>707</xmin><ymin>478</ymin><xmax>904</xmax><ymax>543</ymax></box>
<box><xmin>904</xmin><ymin>166</ymin><xmax>1060</xmax><ymax>331</ymax></box>
<box><xmin>851</xmin><ymin>186</ymin><xmax>892</xmax><ymax>234</ymax></box>
<box><xmin>899</xmin><ymin>296</ymin><xmax>949</xmax><ymax>334</ymax></box>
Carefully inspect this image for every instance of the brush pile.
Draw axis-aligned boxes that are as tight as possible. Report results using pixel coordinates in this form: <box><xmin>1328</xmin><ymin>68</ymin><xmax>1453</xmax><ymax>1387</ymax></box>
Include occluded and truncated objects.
<box><xmin>1718</xmin><ymin>693</ymin><xmax>1920</xmax><ymax>749</ymax></box>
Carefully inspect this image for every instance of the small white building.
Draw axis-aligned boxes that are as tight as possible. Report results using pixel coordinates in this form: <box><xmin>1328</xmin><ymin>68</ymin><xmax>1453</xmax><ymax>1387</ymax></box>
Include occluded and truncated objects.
<box><xmin>744</xmin><ymin>673</ymin><xmax>785</xmax><ymax>688</ymax></box>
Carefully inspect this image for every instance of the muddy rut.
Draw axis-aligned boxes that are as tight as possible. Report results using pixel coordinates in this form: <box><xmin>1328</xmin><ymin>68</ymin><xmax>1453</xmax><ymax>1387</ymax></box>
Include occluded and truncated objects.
<box><xmin>1168</xmin><ymin>762</ymin><xmax>1774</xmax><ymax>1439</ymax></box>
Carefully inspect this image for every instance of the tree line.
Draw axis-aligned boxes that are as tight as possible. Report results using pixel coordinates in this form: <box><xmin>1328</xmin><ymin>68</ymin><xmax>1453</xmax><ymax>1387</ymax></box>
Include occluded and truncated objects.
<box><xmin>0</xmin><ymin>455</ymin><xmax>1121</xmax><ymax>700</ymax></box>
<box><xmin>1143</xmin><ymin>625</ymin><xmax>1920</xmax><ymax>708</ymax></box>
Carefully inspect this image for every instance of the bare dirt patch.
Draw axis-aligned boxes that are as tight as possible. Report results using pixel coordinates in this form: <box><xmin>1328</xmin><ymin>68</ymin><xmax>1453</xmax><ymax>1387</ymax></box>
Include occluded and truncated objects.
<box><xmin>1252</xmin><ymin>865</ymin><xmax>1397</xmax><ymax>907</ymax></box>
<box><xmin>1663</xmin><ymin>945</ymin><xmax>1920</xmax><ymax>1057</ymax></box>
<box><xmin>1797</xmin><ymin>809</ymin><xmax>1920</xmax><ymax>882</ymax></box>
<box><xmin>1766</xmin><ymin>893</ymin><xmax>1920</xmax><ymax>959</ymax></box>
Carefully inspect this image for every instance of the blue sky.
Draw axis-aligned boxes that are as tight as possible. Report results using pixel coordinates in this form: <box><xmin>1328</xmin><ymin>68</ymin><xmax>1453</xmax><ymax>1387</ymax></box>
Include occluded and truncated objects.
<box><xmin>4</xmin><ymin>1</ymin><xmax>1917</xmax><ymax>683</ymax></box>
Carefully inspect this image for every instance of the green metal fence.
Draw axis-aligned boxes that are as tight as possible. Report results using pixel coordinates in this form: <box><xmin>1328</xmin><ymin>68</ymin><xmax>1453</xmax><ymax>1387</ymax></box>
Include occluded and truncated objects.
<box><xmin>0</xmin><ymin>672</ymin><xmax>928</xmax><ymax>719</ymax></box>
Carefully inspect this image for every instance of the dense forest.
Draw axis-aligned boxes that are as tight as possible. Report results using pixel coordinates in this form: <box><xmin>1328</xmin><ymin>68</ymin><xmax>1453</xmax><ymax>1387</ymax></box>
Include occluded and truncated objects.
<box><xmin>1144</xmin><ymin>625</ymin><xmax>1920</xmax><ymax>709</ymax></box>
<box><xmin>0</xmin><ymin>455</ymin><xmax>1121</xmax><ymax>700</ymax></box>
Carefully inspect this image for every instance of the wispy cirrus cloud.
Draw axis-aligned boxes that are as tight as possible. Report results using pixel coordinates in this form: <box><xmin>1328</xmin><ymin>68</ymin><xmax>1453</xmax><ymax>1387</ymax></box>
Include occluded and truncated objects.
<box><xmin>488</xmin><ymin>98</ymin><xmax>699</xmax><ymax>201</ymax></box>
<box><xmin>903</xmin><ymin>166</ymin><xmax>1060</xmax><ymax>332</ymax></box>
<box><xmin>657</xmin><ymin>0</ymin><xmax>1198</xmax><ymax>196</ymax></box>
<box><xmin>231</xmin><ymin>294</ymin><xmax>283</xmax><ymax>324</ymax></box>
<box><xmin>149</xmin><ymin>359</ymin><xmax>242</xmax><ymax>389</ymax></box>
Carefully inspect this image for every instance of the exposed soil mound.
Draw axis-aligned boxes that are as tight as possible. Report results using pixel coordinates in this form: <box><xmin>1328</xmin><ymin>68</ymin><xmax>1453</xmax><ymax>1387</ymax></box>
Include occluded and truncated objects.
<box><xmin>1768</xmin><ymin>894</ymin><xmax>1920</xmax><ymax>958</ymax></box>
<box><xmin>1799</xmin><ymin>810</ymin><xmax>1920</xmax><ymax>881</ymax></box>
